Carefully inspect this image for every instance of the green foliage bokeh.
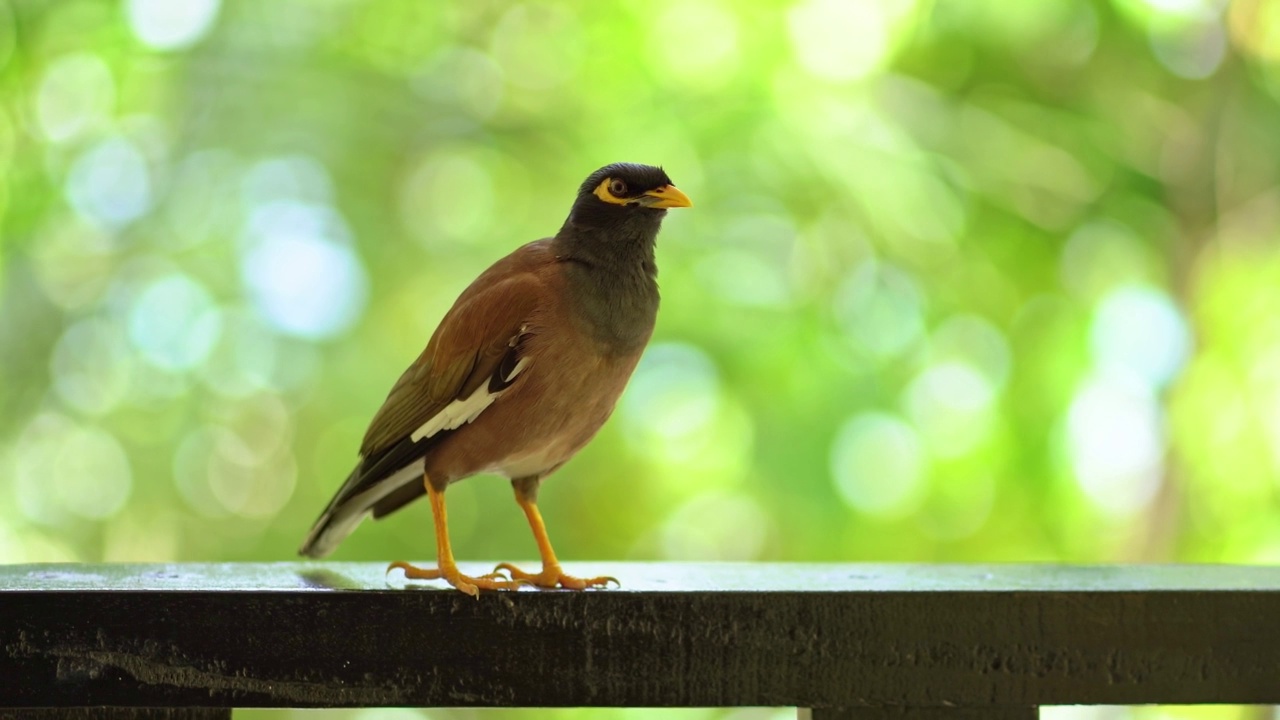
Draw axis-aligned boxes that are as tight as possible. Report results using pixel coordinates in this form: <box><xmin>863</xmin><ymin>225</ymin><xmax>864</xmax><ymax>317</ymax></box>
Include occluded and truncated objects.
<box><xmin>3</xmin><ymin>1</ymin><xmax>1280</xmax><ymax>718</ymax></box>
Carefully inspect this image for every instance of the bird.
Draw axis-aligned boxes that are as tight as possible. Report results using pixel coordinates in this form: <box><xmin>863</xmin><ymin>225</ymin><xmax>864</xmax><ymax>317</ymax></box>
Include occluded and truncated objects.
<box><xmin>299</xmin><ymin>162</ymin><xmax>691</xmax><ymax>596</ymax></box>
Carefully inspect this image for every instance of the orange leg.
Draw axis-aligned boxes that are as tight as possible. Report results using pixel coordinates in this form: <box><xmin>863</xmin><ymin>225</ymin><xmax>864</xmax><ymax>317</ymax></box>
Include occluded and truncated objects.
<box><xmin>387</xmin><ymin>473</ymin><xmax>525</xmax><ymax>597</ymax></box>
<box><xmin>494</xmin><ymin>479</ymin><xmax>618</xmax><ymax>590</ymax></box>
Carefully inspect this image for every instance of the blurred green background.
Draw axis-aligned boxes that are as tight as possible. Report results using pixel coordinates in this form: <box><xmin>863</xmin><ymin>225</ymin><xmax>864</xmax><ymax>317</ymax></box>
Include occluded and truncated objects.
<box><xmin>2</xmin><ymin>0</ymin><xmax>1280</xmax><ymax>718</ymax></box>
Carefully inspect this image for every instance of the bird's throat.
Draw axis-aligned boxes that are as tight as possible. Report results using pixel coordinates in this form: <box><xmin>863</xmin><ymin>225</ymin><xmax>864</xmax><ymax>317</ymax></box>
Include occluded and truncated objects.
<box><xmin>553</xmin><ymin>225</ymin><xmax>660</xmax><ymax>352</ymax></box>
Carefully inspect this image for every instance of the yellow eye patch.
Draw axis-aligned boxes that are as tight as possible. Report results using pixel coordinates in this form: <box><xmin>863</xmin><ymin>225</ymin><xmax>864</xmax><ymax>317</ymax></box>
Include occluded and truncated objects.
<box><xmin>593</xmin><ymin>178</ymin><xmax>632</xmax><ymax>206</ymax></box>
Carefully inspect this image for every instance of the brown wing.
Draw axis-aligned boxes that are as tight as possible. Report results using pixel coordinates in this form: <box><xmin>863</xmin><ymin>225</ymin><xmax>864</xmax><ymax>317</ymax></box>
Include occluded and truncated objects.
<box><xmin>359</xmin><ymin>272</ymin><xmax>541</xmax><ymax>457</ymax></box>
<box><xmin>297</xmin><ymin>269</ymin><xmax>544</xmax><ymax>558</ymax></box>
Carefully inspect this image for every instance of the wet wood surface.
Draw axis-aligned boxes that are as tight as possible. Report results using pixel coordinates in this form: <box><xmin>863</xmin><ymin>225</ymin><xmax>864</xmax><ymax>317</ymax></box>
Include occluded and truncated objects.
<box><xmin>3</xmin><ymin>562</ymin><xmax>1279</xmax><ymax>711</ymax></box>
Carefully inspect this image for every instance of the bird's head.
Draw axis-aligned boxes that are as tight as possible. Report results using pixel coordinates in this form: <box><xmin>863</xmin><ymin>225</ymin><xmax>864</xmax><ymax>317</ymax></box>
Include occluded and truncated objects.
<box><xmin>565</xmin><ymin>163</ymin><xmax>692</xmax><ymax>230</ymax></box>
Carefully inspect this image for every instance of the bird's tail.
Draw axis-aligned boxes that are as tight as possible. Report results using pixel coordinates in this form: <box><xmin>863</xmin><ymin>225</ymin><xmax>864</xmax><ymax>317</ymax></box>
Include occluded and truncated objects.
<box><xmin>298</xmin><ymin>459</ymin><xmax>423</xmax><ymax>558</ymax></box>
<box><xmin>299</xmin><ymin>464</ymin><xmax>372</xmax><ymax>558</ymax></box>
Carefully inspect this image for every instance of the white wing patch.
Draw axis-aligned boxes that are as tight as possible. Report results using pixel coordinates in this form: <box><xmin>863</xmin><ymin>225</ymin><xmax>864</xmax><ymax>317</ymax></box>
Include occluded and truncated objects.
<box><xmin>410</xmin><ymin>355</ymin><xmax>531</xmax><ymax>442</ymax></box>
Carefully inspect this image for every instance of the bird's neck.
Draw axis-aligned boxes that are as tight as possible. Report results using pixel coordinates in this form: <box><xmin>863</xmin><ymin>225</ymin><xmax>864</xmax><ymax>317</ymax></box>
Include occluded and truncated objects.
<box><xmin>551</xmin><ymin>218</ymin><xmax>661</xmax><ymax>352</ymax></box>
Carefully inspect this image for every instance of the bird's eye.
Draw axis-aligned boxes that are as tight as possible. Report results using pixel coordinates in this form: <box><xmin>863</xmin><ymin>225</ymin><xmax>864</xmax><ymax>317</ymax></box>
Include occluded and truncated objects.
<box><xmin>609</xmin><ymin>178</ymin><xmax>628</xmax><ymax>197</ymax></box>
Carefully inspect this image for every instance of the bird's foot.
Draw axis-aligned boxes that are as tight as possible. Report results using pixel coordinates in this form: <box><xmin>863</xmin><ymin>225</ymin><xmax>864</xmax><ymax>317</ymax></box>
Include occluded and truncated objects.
<box><xmin>387</xmin><ymin>560</ymin><xmax>526</xmax><ymax>597</ymax></box>
<box><xmin>493</xmin><ymin>562</ymin><xmax>619</xmax><ymax>590</ymax></box>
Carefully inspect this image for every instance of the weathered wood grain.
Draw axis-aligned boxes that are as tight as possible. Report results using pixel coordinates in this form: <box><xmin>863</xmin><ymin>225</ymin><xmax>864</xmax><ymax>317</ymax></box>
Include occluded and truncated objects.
<box><xmin>3</xmin><ymin>562</ymin><xmax>1279</xmax><ymax>710</ymax></box>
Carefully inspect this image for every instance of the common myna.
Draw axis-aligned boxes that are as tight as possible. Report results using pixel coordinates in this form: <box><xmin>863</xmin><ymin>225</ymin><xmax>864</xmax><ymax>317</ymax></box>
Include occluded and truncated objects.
<box><xmin>299</xmin><ymin>163</ymin><xmax>692</xmax><ymax>595</ymax></box>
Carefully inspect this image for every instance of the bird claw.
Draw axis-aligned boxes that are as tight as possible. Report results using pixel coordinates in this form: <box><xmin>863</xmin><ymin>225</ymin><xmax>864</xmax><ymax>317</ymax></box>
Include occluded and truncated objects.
<box><xmin>387</xmin><ymin>560</ymin><xmax>526</xmax><ymax>597</ymax></box>
<box><xmin>492</xmin><ymin>562</ymin><xmax>619</xmax><ymax>590</ymax></box>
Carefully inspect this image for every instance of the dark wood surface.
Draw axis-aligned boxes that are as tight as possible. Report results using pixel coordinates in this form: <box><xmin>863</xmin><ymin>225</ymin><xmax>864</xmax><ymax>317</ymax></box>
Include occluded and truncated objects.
<box><xmin>3</xmin><ymin>562</ymin><xmax>1280</xmax><ymax>709</ymax></box>
<box><xmin>802</xmin><ymin>709</ymin><xmax>1039</xmax><ymax>719</ymax></box>
<box><xmin>0</xmin><ymin>711</ymin><xmax>230</xmax><ymax>720</ymax></box>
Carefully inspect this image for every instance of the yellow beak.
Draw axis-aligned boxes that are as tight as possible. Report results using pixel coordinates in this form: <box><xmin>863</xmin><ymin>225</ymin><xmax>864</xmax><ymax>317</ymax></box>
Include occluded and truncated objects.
<box><xmin>641</xmin><ymin>184</ymin><xmax>693</xmax><ymax>209</ymax></box>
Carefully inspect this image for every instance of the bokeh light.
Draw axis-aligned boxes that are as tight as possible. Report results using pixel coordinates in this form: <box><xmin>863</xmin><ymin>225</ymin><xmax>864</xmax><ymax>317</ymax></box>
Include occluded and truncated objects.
<box><xmin>399</xmin><ymin>146</ymin><xmax>500</xmax><ymax>246</ymax></box>
<box><xmin>620</xmin><ymin>342</ymin><xmax>753</xmax><ymax>490</ymax></box>
<box><xmin>903</xmin><ymin>361</ymin><xmax>997</xmax><ymax>459</ymax></box>
<box><xmin>35</xmin><ymin>53</ymin><xmax>114</xmax><ymax>143</ymax></box>
<box><xmin>646</xmin><ymin>0</ymin><xmax>741</xmax><ymax>90</ymax></box>
<box><xmin>660</xmin><ymin>491</ymin><xmax>772</xmax><ymax>561</ymax></box>
<box><xmin>127</xmin><ymin>273</ymin><xmax>222</xmax><ymax>371</ymax></box>
<box><xmin>1066</xmin><ymin>373</ymin><xmax>1166</xmax><ymax>517</ymax></box>
<box><xmin>240</xmin><ymin>201</ymin><xmax>369</xmax><ymax>340</ymax></box>
<box><xmin>125</xmin><ymin>0</ymin><xmax>220</xmax><ymax>51</ymax></box>
<box><xmin>833</xmin><ymin>260</ymin><xmax>927</xmax><ymax>361</ymax></box>
<box><xmin>830</xmin><ymin>412</ymin><xmax>928</xmax><ymax>518</ymax></box>
<box><xmin>65</xmin><ymin>136</ymin><xmax>153</xmax><ymax>229</ymax></box>
<box><xmin>14</xmin><ymin>413</ymin><xmax>133</xmax><ymax>525</ymax></box>
<box><xmin>1090</xmin><ymin>285</ymin><xmax>1191</xmax><ymax>388</ymax></box>
<box><xmin>51</xmin><ymin>317</ymin><xmax>134</xmax><ymax>415</ymax></box>
<box><xmin>490</xmin><ymin>5</ymin><xmax>584</xmax><ymax>91</ymax></box>
<box><xmin>788</xmin><ymin>0</ymin><xmax>909</xmax><ymax>83</ymax></box>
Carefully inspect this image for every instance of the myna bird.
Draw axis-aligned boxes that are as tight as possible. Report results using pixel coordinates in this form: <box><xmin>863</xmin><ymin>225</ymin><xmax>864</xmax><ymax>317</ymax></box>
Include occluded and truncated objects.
<box><xmin>299</xmin><ymin>163</ymin><xmax>691</xmax><ymax>595</ymax></box>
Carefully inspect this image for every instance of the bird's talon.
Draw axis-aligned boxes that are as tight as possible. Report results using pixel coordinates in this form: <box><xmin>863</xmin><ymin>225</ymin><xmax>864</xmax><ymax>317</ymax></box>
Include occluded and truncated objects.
<box><xmin>560</xmin><ymin>574</ymin><xmax>618</xmax><ymax>590</ymax></box>
<box><xmin>388</xmin><ymin>560</ymin><xmax>524</xmax><ymax>594</ymax></box>
<box><xmin>493</xmin><ymin>563</ymin><xmax>619</xmax><ymax>590</ymax></box>
<box><xmin>386</xmin><ymin>560</ymin><xmax>441</xmax><ymax>580</ymax></box>
<box><xmin>492</xmin><ymin>562</ymin><xmax>521</xmax><ymax>577</ymax></box>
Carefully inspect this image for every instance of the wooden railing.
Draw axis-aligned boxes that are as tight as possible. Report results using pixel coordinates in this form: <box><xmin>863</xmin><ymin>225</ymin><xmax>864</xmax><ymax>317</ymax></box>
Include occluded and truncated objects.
<box><xmin>3</xmin><ymin>562</ymin><xmax>1280</xmax><ymax>719</ymax></box>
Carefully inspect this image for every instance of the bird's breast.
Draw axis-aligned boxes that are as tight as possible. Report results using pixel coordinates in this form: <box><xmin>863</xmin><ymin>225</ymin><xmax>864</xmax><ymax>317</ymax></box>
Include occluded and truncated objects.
<box><xmin>560</xmin><ymin>263</ymin><xmax>659</xmax><ymax>354</ymax></box>
<box><xmin>428</xmin><ymin>323</ymin><xmax>645</xmax><ymax>483</ymax></box>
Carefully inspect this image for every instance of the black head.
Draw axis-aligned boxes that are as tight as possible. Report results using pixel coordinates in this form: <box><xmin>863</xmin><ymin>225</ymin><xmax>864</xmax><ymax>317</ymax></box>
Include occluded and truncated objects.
<box><xmin>565</xmin><ymin>163</ymin><xmax>692</xmax><ymax>229</ymax></box>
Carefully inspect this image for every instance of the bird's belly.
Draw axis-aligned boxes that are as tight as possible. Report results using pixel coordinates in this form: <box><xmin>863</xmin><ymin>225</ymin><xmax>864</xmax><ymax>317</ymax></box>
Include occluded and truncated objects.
<box><xmin>485</xmin><ymin>377</ymin><xmax>620</xmax><ymax>478</ymax></box>
<box><xmin>435</xmin><ymin>348</ymin><xmax>638</xmax><ymax>483</ymax></box>
<box><xmin>489</xmin><ymin>441</ymin><xmax>577</xmax><ymax>479</ymax></box>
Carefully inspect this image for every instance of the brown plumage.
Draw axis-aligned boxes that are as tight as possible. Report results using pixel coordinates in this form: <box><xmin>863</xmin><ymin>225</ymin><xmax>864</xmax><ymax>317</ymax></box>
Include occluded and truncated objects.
<box><xmin>300</xmin><ymin>163</ymin><xmax>691</xmax><ymax>595</ymax></box>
